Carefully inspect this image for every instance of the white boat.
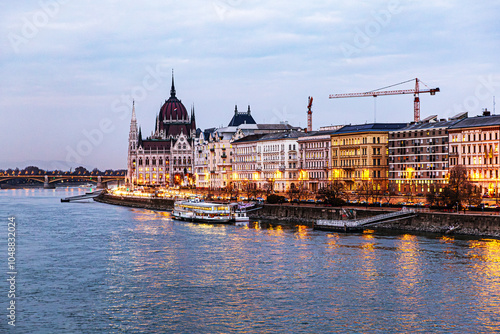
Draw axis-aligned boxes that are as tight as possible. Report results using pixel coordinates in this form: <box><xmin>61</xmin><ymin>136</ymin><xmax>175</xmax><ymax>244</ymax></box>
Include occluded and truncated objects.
<box><xmin>230</xmin><ymin>203</ymin><xmax>250</xmax><ymax>225</ymax></box>
<box><xmin>172</xmin><ymin>199</ymin><xmax>233</xmax><ymax>223</ymax></box>
<box><xmin>172</xmin><ymin>199</ymin><xmax>251</xmax><ymax>224</ymax></box>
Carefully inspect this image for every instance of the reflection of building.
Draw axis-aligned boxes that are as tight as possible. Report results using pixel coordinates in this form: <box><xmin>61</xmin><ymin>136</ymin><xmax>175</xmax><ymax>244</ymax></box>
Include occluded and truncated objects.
<box><xmin>298</xmin><ymin>130</ymin><xmax>337</xmax><ymax>191</ymax></box>
<box><xmin>331</xmin><ymin>123</ymin><xmax>406</xmax><ymax>191</ymax></box>
<box><xmin>389</xmin><ymin>115</ymin><xmax>459</xmax><ymax>195</ymax></box>
<box><xmin>127</xmin><ymin>75</ymin><xmax>196</xmax><ymax>187</ymax></box>
<box><xmin>448</xmin><ymin>110</ymin><xmax>500</xmax><ymax>195</ymax></box>
<box><xmin>231</xmin><ymin>130</ymin><xmax>306</xmax><ymax>192</ymax></box>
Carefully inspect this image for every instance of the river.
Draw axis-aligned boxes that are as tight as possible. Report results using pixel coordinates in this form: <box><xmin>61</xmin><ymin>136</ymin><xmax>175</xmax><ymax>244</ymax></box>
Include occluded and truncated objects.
<box><xmin>1</xmin><ymin>188</ymin><xmax>499</xmax><ymax>333</ymax></box>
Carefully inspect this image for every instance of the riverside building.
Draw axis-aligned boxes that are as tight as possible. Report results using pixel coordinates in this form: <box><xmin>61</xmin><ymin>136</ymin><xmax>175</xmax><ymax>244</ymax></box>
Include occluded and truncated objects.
<box><xmin>231</xmin><ymin>130</ymin><xmax>306</xmax><ymax>192</ymax></box>
<box><xmin>127</xmin><ymin>75</ymin><xmax>197</xmax><ymax>187</ymax></box>
<box><xmin>448</xmin><ymin>110</ymin><xmax>500</xmax><ymax>195</ymax></box>
<box><xmin>194</xmin><ymin>105</ymin><xmax>299</xmax><ymax>190</ymax></box>
<box><xmin>331</xmin><ymin>123</ymin><xmax>407</xmax><ymax>191</ymax></box>
<box><xmin>388</xmin><ymin>115</ymin><xmax>459</xmax><ymax>195</ymax></box>
<box><xmin>298</xmin><ymin>130</ymin><xmax>337</xmax><ymax>191</ymax></box>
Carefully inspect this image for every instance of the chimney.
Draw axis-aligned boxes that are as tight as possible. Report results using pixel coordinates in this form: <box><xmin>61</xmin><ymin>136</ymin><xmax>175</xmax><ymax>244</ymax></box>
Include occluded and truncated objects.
<box><xmin>483</xmin><ymin>108</ymin><xmax>491</xmax><ymax>116</ymax></box>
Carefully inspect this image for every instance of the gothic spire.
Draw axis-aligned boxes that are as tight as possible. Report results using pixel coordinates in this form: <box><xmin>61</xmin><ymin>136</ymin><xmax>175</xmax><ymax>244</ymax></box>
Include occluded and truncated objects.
<box><xmin>234</xmin><ymin>105</ymin><xmax>238</xmax><ymax>115</ymax></box>
<box><xmin>138</xmin><ymin>127</ymin><xmax>143</xmax><ymax>147</ymax></box>
<box><xmin>247</xmin><ymin>105</ymin><xmax>251</xmax><ymax>115</ymax></box>
<box><xmin>170</xmin><ymin>69</ymin><xmax>176</xmax><ymax>98</ymax></box>
<box><xmin>132</xmin><ymin>100</ymin><xmax>136</xmax><ymax>121</ymax></box>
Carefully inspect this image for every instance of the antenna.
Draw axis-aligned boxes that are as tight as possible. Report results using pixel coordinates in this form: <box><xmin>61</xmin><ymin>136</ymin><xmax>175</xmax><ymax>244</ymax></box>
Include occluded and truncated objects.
<box><xmin>494</xmin><ymin>96</ymin><xmax>496</xmax><ymax>115</ymax></box>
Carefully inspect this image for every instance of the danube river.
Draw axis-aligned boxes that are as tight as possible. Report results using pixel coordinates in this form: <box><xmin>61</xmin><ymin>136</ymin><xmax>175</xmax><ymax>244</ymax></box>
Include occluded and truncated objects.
<box><xmin>1</xmin><ymin>188</ymin><xmax>500</xmax><ymax>333</ymax></box>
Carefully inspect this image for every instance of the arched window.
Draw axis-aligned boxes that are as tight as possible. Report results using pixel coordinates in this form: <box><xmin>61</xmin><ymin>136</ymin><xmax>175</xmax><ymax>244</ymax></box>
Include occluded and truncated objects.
<box><xmin>159</xmin><ymin>158</ymin><xmax>163</xmax><ymax>165</ymax></box>
<box><xmin>173</xmin><ymin>158</ymin><xmax>177</xmax><ymax>165</ymax></box>
<box><xmin>152</xmin><ymin>158</ymin><xmax>156</xmax><ymax>165</ymax></box>
<box><xmin>145</xmin><ymin>158</ymin><xmax>150</xmax><ymax>166</ymax></box>
<box><xmin>139</xmin><ymin>158</ymin><xmax>143</xmax><ymax>166</ymax></box>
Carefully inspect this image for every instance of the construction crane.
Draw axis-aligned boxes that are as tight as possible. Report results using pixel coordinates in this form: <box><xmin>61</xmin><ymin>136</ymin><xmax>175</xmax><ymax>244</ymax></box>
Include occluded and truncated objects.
<box><xmin>307</xmin><ymin>96</ymin><xmax>313</xmax><ymax>132</ymax></box>
<box><xmin>329</xmin><ymin>78</ymin><xmax>439</xmax><ymax>122</ymax></box>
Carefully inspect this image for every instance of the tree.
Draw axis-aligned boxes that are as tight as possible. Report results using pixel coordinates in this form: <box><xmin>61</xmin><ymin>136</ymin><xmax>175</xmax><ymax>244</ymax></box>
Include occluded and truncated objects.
<box><xmin>316</xmin><ymin>180</ymin><xmax>348</xmax><ymax>206</ymax></box>
<box><xmin>287</xmin><ymin>181</ymin><xmax>307</xmax><ymax>203</ymax></box>
<box><xmin>383</xmin><ymin>181</ymin><xmax>397</xmax><ymax>205</ymax></box>
<box><xmin>463</xmin><ymin>183</ymin><xmax>483</xmax><ymax>208</ymax></box>
<box><xmin>441</xmin><ymin>165</ymin><xmax>477</xmax><ymax>210</ymax></box>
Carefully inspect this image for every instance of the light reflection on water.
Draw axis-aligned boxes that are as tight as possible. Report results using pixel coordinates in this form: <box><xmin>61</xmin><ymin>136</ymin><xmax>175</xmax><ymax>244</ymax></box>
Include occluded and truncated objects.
<box><xmin>2</xmin><ymin>188</ymin><xmax>500</xmax><ymax>333</ymax></box>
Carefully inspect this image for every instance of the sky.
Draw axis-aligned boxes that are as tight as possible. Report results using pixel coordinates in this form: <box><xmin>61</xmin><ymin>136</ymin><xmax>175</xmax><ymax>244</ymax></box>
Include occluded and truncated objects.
<box><xmin>1</xmin><ymin>1</ymin><xmax>499</xmax><ymax>170</ymax></box>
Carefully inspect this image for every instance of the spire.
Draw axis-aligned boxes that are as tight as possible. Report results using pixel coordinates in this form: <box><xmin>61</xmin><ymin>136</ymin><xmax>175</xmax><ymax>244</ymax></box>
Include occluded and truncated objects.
<box><xmin>247</xmin><ymin>105</ymin><xmax>251</xmax><ymax>115</ymax></box>
<box><xmin>138</xmin><ymin>127</ymin><xmax>143</xmax><ymax>147</ymax></box>
<box><xmin>170</xmin><ymin>69</ymin><xmax>176</xmax><ymax>98</ymax></box>
<box><xmin>132</xmin><ymin>100</ymin><xmax>136</xmax><ymax>121</ymax></box>
<box><xmin>234</xmin><ymin>105</ymin><xmax>238</xmax><ymax>115</ymax></box>
<box><xmin>155</xmin><ymin>115</ymin><xmax>159</xmax><ymax>133</ymax></box>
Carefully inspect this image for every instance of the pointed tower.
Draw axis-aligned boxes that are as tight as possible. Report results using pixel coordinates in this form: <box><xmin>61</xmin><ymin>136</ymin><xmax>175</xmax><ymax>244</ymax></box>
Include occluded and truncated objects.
<box><xmin>127</xmin><ymin>101</ymin><xmax>139</xmax><ymax>186</ymax></box>
<box><xmin>170</xmin><ymin>69</ymin><xmax>176</xmax><ymax>98</ymax></box>
<box><xmin>190</xmin><ymin>105</ymin><xmax>196</xmax><ymax>137</ymax></box>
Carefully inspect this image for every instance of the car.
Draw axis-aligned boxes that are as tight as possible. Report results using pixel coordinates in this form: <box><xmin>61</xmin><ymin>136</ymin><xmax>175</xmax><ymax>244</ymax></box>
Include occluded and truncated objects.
<box><xmin>360</xmin><ymin>201</ymin><xmax>368</xmax><ymax>205</ymax></box>
<box><xmin>416</xmin><ymin>193</ymin><xmax>423</xmax><ymax>197</ymax></box>
<box><xmin>284</xmin><ymin>198</ymin><xmax>290</xmax><ymax>202</ymax></box>
<box><xmin>316</xmin><ymin>199</ymin><xmax>324</xmax><ymax>204</ymax></box>
<box><xmin>307</xmin><ymin>199</ymin><xmax>315</xmax><ymax>203</ymax></box>
<box><xmin>350</xmin><ymin>200</ymin><xmax>358</xmax><ymax>204</ymax></box>
<box><xmin>483</xmin><ymin>194</ymin><xmax>491</xmax><ymax>198</ymax></box>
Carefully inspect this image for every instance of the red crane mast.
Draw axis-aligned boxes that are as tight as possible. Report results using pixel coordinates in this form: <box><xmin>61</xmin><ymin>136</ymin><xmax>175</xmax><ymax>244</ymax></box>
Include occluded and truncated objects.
<box><xmin>329</xmin><ymin>78</ymin><xmax>439</xmax><ymax>122</ymax></box>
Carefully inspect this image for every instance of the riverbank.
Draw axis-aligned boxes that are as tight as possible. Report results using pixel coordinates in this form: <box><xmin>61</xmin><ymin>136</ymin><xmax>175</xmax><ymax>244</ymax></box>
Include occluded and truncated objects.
<box><xmin>250</xmin><ymin>204</ymin><xmax>500</xmax><ymax>238</ymax></box>
<box><xmin>94</xmin><ymin>192</ymin><xmax>175</xmax><ymax>211</ymax></box>
<box><xmin>94</xmin><ymin>193</ymin><xmax>500</xmax><ymax>238</ymax></box>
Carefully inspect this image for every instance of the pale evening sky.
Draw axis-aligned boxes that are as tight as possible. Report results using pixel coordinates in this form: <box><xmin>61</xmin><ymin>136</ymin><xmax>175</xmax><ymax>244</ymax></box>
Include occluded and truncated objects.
<box><xmin>1</xmin><ymin>1</ymin><xmax>499</xmax><ymax>170</ymax></box>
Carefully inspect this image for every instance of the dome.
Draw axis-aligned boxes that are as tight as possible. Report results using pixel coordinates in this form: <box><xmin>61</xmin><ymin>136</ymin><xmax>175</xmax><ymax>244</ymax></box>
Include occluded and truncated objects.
<box><xmin>159</xmin><ymin>76</ymin><xmax>189</xmax><ymax>122</ymax></box>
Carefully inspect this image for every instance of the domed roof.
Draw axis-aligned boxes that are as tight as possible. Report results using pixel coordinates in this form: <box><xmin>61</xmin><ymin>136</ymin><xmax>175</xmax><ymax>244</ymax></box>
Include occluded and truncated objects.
<box><xmin>159</xmin><ymin>76</ymin><xmax>189</xmax><ymax>122</ymax></box>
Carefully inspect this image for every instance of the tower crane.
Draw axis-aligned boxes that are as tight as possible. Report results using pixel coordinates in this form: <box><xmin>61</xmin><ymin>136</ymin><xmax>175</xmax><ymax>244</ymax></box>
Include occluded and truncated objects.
<box><xmin>329</xmin><ymin>78</ymin><xmax>439</xmax><ymax>122</ymax></box>
<box><xmin>307</xmin><ymin>96</ymin><xmax>313</xmax><ymax>132</ymax></box>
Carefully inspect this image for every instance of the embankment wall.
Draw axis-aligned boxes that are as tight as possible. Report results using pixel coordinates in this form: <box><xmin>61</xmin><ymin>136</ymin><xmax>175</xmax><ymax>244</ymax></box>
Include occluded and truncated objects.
<box><xmin>249</xmin><ymin>204</ymin><xmax>500</xmax><ymax>237</ymax></box>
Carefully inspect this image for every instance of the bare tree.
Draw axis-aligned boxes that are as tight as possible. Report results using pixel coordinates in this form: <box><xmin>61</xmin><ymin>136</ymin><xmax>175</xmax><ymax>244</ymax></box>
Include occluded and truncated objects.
<box><xmin>316</xmin><ymin>180</ymin><xmax>348</xmax><ymax>206</ymax></box>
<box><xmin>441</xmin><ymin>165</ymin><xmax>477</xmax><ymax>210</ymax></box>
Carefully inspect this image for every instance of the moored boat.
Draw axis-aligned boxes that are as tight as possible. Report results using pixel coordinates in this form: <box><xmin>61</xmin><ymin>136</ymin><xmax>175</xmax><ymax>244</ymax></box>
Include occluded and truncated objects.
<box><xmin>172</xmin><ymin>199</ymin><xmax>233</xmax><ymax>223</ymax></box>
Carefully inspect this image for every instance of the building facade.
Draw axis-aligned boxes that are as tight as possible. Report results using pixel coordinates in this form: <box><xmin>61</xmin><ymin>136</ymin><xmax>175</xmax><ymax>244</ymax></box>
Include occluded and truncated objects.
<box><xmin>194</xmin><ymin>106</ymin><xmax>300</xmax><ymax>190</ymax></box>
<box><xmin>298</xmin><ymin>130</ymin><xmax>335</xmax><ymax>191</ymax></box>
<box><xmin>330</xmin><ymin>123</ymin><xmax>407</xmax><ymax>191</ymax></box>
<box><xmin>448</xmin><ymin>111</ymin><xmax>500</xmax><ymax>195</ymax></box>
<box><xmin>127</xmin><ymin>76</ymin><xmax>197</xmax><ymax>187</ymax></box>
<box><xmin>231</xmin><ymin>130</ymin><xmax>306</xmax><ymax>192</ymax></box>
<box><xmin>388</xmin><ymin>116</ymin><xmax>459</xmax><ymax>195</ymax></box>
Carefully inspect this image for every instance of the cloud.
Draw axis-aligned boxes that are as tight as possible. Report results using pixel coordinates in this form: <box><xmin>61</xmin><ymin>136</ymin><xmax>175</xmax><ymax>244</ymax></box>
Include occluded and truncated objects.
<box><xmin>1</xmin><ymin>0</ymin><xmax>499</xmax><ymax>169</ymax></box>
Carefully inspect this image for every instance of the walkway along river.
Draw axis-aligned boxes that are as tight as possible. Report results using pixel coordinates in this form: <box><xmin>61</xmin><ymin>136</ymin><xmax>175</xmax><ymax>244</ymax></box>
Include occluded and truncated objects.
<box><xmin>95</xmin><ymin>192</ymin><xmax>500</xmax><ymax>238</ymax></box>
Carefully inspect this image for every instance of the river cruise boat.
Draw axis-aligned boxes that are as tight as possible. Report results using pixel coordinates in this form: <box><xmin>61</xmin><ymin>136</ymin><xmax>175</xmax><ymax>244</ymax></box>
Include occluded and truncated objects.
<box><xmin>173</xmin><ymin>200</ymin><xmax>233</xmax><ymax>223</ymax></box>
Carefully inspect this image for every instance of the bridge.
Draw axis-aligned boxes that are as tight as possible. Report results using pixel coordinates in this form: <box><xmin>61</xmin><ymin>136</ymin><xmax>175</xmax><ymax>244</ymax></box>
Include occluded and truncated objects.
<box><xmin>0</xmin><ymin>173</ymin><xmax>126</xmax><ymax>189</ymax></box>
<box><xmin>314</xmin><ymin>208</ymin><xmax>417</xmax><ymax>232</ymax></box>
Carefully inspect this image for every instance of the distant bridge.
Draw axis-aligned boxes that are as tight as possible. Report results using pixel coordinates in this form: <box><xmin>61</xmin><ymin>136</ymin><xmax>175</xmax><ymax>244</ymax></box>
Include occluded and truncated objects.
<box><xmin>0</xmin><ymin>174</ymin><xmax>126</xmax><ymax>189</ymax></box>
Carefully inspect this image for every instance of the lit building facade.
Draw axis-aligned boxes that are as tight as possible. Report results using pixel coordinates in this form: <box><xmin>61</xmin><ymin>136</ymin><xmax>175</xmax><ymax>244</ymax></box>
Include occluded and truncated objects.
<box><xmin>388</xmin><ymin>116</ymin><xmax>457</xmax><ymax>194</ymax></box>
<box><xmin>127</xmin><ymin>76</ymin><xmax>197</xmax><ymax>187</ymax></box>
<box><xmin>194</xmin><ymin>106</ymin><xmax>300</xmax><ymax>190</ymax></box>
<box><xmin>231</xmin><ymin>130</ymin><xmax>306</xmax><ymax>192</ymax></box>
<box><xmin>448</xmin><ymin>111</ymin><xmax>500</xmax><ymax>195</ymax></box>
<box><xmin>298</xmin><ymin>130</ymin><xmax>335</xmax><ymax>191</ymax></box>
<box><xmin>331</xmin><ymin>123</ymin><xmax>406</xmax><ymax>191</ymax></box>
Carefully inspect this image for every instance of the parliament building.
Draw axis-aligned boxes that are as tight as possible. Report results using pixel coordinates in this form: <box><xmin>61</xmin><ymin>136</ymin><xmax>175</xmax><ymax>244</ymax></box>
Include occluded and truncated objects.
<box><xmin>127</xmin><ymin>75</ymin><xmax>197</xmax><ymax>187</ymax></box>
